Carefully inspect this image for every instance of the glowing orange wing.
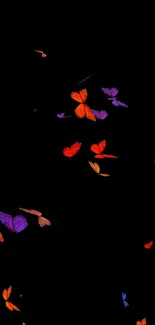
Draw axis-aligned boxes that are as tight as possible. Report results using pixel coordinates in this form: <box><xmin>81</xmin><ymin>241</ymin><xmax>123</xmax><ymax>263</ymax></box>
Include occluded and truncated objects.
<box><xmin>136</xmin><ymin>318</ymin><xmax>146</xmax><ymax>325</ymax></box>
<box><xmin>3</xmin><ymin>286</ymin><xmax>12</xmax><ymax>301</ymax></box>
<box><xmin>0</xmin><ymin>232</ymin><xmax>4</xmax><ymax>242</ymax></box>
<box><xmin>71</xmin><ymin>142</ymin><xmax>82</xmax><ymax>155</ymax></box>
<box><xmin>18</xmin><ymin>208</ymin><xmax>42</xmax><ymax>217</ymax></box>
<box><xmin>63</xmin><ymin>147</ymin><xmax>73</xmax><ymax>157</ymax></box>
<box><xmin>94</xmin><ymin>154</ymin><xmax>118</xmax><ymax>159</ymax></box>
<box><xmin>144</xmin><ymin>241</ymin><xmax>153</xmax><ymax>249</ymax></box>
<box><xmin>91</xmin><ymin>140</ymin><xmax>106</xmax><ymax>154</ymax></box>
<box><xmin>6</xmin><ymin>301</ymin><xmax>20</xmax><ymax>312</ymax></box>
<box><xmin>99</xmin><ymin>173</ymin><xmax>111</xmax><ymax>177</ymax></box>
<box><xmin>38</xmin><ymin>216</ymin><xmax>51</xmax><ymax>227</ymax></box>
<box><xmin>71</xmin><ymin>89</ymin><xmax>87</xmax><ymax>103</ymax></box>
<box><xmin>88</xmin><ymin>161</ymin><xmax>100</xmax><ymax>174</ymax></box>
<box><xmin>75</xmin><ymin>104</ymin><xmax>86</xmax><ymax>118</ymax></box>
<box><xmin>85</xmin><ymin>105</ymin><xmax>96</xmax><ymax>121</ymax></box>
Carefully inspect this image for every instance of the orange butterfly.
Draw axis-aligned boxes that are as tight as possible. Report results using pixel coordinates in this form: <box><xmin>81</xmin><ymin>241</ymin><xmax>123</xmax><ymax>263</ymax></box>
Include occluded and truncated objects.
<box><xmin>2</xmin><ymin>286</ymin><xmax>20</xmax><ymax>311</ymax></box>
<box><xmin>18</xmin><ymin>208</ymin><xmax>51</xmax><ymax>227</ymax></box>
<box><xmin>0</xmin><ymin>232</ymin><xmax>4</xmax><ymax>242</ymax></box>
<box><xmin>88</xmin><ymin>161</ymin><xmax>110</xmax><ymax>177</ymax></box>
<box><xmin>144</xmin><ymin>240</ymin><xmax>153</xmax><ymax>249</ymax></box>
<box><xmin>90</xmin><ymin>140</ymin><xmax>118</xmax><ymax>159</ymax></box>
<box><xmin>34</xmin><ymin>50</ymin><xmax>47</xmax><ymax>58</ymax></box>
<box><xmin>63</xmin><ymin>141</ymin><xmax>82</xmax><ymax>157</ymax></box>
<box><xmin>71</xmin><ymin>89</ymin><xmax>96</xmax><ymax>121</ymax></box>
<box><xmin>136</xmin><ymin>318</ymin><xmax>146</xmax><ymax>325</ymax></box>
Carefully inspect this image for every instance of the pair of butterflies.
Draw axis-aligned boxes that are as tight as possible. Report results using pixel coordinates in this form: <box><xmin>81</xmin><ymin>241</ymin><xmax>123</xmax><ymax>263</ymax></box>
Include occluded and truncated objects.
<box><xmin>0</xmin><ymin>209</ymin><xmax>51</xmax><ymax>233</ymax></box>
<box><xmin>63</xmin><ymin>140</ymin><xmax>118</xmax><ymax>159</ymax></box>
<box><xmin>2</xmin><ymin>286</ymin><xmax>20</xmax><ymax>311</ymax></box>
<box><xmin>102</xmin><ymin>87</ymin><xmax>128</xmax><ymax>108</ymax></box>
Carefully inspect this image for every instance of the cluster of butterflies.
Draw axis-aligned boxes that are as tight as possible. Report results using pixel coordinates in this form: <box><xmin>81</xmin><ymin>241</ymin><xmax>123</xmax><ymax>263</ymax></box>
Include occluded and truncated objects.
<box><xmin>0</xmin><ymin>207</ymin><xmax>51</xmax><ymax>242</ymax></box>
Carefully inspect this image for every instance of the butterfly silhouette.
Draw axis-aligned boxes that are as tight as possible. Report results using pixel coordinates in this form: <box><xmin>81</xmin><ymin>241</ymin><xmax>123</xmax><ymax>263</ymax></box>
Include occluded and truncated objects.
<box><xmin>102</xmin><ymin>87</ymin><xmax>128</xmax><ymax>108</ymax></box>
<box><xmin>34</xmin><ymin>50</ymin><xmax>47</xmax><ymax>58</ymax></box>
<box><xmin>2</xmin><ymin>286</ymin><xmax>20</xmax><ymax>311</ymax></box>
<box><xmin>63</xmin><ymin>141</ymin><xmax>82</xmax><ymax>158</ymax></box>
<box><xmin>136</xmin><ymin>318</ymin><xmax>146</xmax><ymax>325</ymax></box>
<box><xmin>71</xmin><ymin>89</ymin><xmax>96</xmax><ymax>121</ymax></box>
<box><xmin>122</xmin><ymin>292</ymin><xmax>129</xmax><ymax>307</ymax></box>
<box><xmin>88</xmin><ymin>161</ymin><xmax>110</xmax><ymax>177</ymax></box>
<box><xmin>18</xmin><ymin>208</ymin><xmax>51</xmax><ymax>227</ymax></box>
<box><xmin>90</xmin><ymin>140</ymin><xmax>118</xmax><ymax>159</ymax></box>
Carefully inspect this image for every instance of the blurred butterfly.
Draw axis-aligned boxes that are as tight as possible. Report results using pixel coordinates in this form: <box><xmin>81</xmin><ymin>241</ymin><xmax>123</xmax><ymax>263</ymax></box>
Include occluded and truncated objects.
<box><xmin>22</xmin><ymin>323</ymin><xmax>26</xmax><ymax>325</ymax></box>
<box><xmin>57</xmin><ymin>113</ymin><xmax>72</xmax><ymax>118</ymax></box>
<box><xmin>107</xmin><ymin>97</ymin><xmax>128</xmax><ymax>108</ymax></box>
<box><xmin>0</xmin><ymin>232</ymin><xmax>4</xmax><ymax>242</ymax></box>
<box><xmin>90</xmin><ymin>109</ymin><xmax>108</xmax><ymax>120</ymax></box>
<box><xmin>34</xmin><ymin>50</ymin><xmax>47</xmax><ymax>58</ymax></box>
<box><xmin>63</xmin><ymin>141</ymin><xmax>82</xmax><ymax>158</ymax></box>
<box><xmin>71</xmin><ymin>89</ymin><xmax>96</xmax><ymax>121</ymax></box>
<box><xmin>18</xmin><ymin>208</ymin><xmax>51</xmax><ymax>227</ymax></box>
<box><xmin>122</xmin><ymin>292</ymin><xmax>129</xmax><ymax>307</ymax></box>
<box><xmin>20</xmin><ymin>294</ymin><xmax>23</xmax><ymax>297</ymax></box>
<box><xmin>136</xmin><ymin>318</ymin><xmax>146</xmax><ymax>325</ymax></box>
<box><xmin>0</xmin><ymin>212</ymin><xmax>28</xmax><ymax>233</ymax></box>
<box><xmin>2</xmin><ymin>286</ymin><xmax>20</xmax><ymax>311</ymax></box>
<box><xmin>88</xmin><ymin>161</ymin><xmax>110</xmax><ymax>177</ymax></box>
<box><xmin>144</xmin><ymin>240</ymin><xmax>153</xmax><ymax>249</ymax></box>
<box><xmin>90</xmin><ymin>140</ymin><xmax>118</xmax><ymax>159</ymax></box>
<box><xmin>76</xmin><ymin>75</ymin><xmax>92</xmax><ymax>85</ymax></box>
<box><xmin>101</xmin><ymin>87</ymin><xmax>119</xmax><ymax>97</ymax></box>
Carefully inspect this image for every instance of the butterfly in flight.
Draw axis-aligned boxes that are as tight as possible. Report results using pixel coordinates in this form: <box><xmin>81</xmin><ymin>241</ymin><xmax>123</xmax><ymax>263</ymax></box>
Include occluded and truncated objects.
<box><xmin>90</xmin><ymin>140</ymin><xmax>118</xmax><ymax>159</ymax></box>
<box><xmin>18</xmin><ymin>208</ymin><xmax>51</xmax><ymax>227</ymax></box>
<box><xmin>57</xmin><ymin>113</ymin><xmax>72</xmax><ymax>118</ymax></box>
<box><xmin>122</xmin><ymin>292</ymin><xmax>129</xmax><ymax>307</ymax></box>
<box><xmin>136</xmin><ymin>318</ymin><xmax>146</xmax><ymax>325</ymax></box>
<box><xmin>34</xmin><ymin>50</ymin><xmax>47</xmax><ymax>58</ymax></box>
<box><xmin>102</xmin><ymin>87</ymin><xmax>128</xmax><ymax>108</ymax></box>
<box><xmin>0</xmin><ymin>232</ymin><xmax>4</xmax><ymax>242</ymax></box>
<box><xmin>88</xmin><ymin>161</ymin><xmax>110</xmax><ymax>177</ymax></box>
<box><xmin>90</xmin><ymin>109</ymin><xmax>108</xmax><ymax>120</ymax></box>
<box><xmin>0</xmin><ymin>211</ymin><xmax>28</xmax><ymax>233</ymax></box>
<box><xmin>63</xmin><ymin>141</ymin><xmax>82</xmax><ymax>158</ymax></box>
<box><xmin>144</xmin><ymin>240</ymin><xmax>153</xmax><ymax>249</ymax></box>
<box><xmin>2</xmin><ymin>286</ymin><xmax>20</xmax><ymax>311</ymax></box>
<box><xmin>71</xmin><ymin>89</ymin><xmax>96</xmax><ymax>121</ymax></box>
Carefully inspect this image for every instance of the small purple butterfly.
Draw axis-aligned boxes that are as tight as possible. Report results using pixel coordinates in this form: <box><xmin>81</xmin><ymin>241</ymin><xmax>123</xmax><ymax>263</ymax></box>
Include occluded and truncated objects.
<box><xmin>0</xmin><ymin>212</ymin><xmax>28</xmax><ymax>233</ymax></box>
<box><xmin>122</xmin><ymin>292</ymin><xmax>129</xmax><ymax>307</ymax></box>
<box><xmin>90</xmin><ymin>109</ymin><xmax>108</xmax><ymax>120</ymax></box>
<box><xmin>101</xmin><ymin>87</ymin><xmax>118</xmax><ymax>97</ymax></box>
<box><xmin>57</xmin><ymin>113</ymin><xmax>72</xmax><ymax>118</ymax></box>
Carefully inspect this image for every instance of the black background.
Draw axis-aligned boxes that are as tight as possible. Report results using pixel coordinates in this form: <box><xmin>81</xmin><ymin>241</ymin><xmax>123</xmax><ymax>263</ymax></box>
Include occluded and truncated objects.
<box><xmin>0</xmin><ymin>16</ymin><xmax>154</xmax><ymax>325</ymax></box>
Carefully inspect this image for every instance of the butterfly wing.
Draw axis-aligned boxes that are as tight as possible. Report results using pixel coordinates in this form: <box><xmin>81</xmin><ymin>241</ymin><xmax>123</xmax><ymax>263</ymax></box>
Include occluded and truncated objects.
<box><xmin>144</xmin><ymin>240</ymin><xmax>153</xmax><ymax>249</ymax></box>
<box><xmin>95</xmin><ymin>154</ymin><xmax>118</xmax><ymax>159</ymax></box>
<box><xmin>136</xmin><ymin>319</ymin><xmax>146</xmax><ymax>325</ymax></box>
<box><xmin>107</xmin><ymin>97</ymin><xmax>117</xmax><ymax>101</ymax></box>
<box><xmin>99</xmin><ymin>173</ymin><xmax>110</xmax><ymax>177</ymax></box>
<box><xmin>88</xmin><ymin>161</ymin><xmax>100</xmax><ymax>174</ymax></box>
<box><xmin>111</xmin><ymin>87</ymin><xmax>119</xmax><ymax>96</ymax></box>
<box><xmin>98</xmin><ymin>140</ymin><xmax>106</xmax><ymax>153</ymax></box>
<box><xmin>94</xmin><ymin>154</ymin><xmax>106</xmax><ymax>159</ymax></box>
<box><xmin>75</xmin><ymin>104</ymin><xmax>86</xmax><ymax>118</ymax></box>
<box><xmin>85</xmin><ymin>105</ymin><xmax>96</xmax><ymax>121</ymax></box>
<box><xmin>0</xmin><ymin>232</ymin><xmax>4</xmax><ymax>242</ymax></box>
<box><xmin>123</xmin><ymin>300</ymin><xmax>129</xmax><ymax>307</ymax></box>
<box><xmin>71</xmin><ymin>91</ymin><xmax>84</xmax><ymax>103</ymax></box>
<box><xmin>38</xmin><ymin>216</ymin><xmax>51</xmax><ymax>227</ymax></box>
<box><xmin>6</xmin><ymin>301</ymin><xmax>20</xmax><ymax>311</ymax></box>
<box><xmin>57</xmin><ymin>113</ymin><xmax>65</xmax><ymax>118</ymax></box>
<box><xmin>102</xmin><ymin>88</ymin><xmax>118</xmax><ymax>97</ymax></box>
<box><xmin>79</xmin><ymin>89</ymin><xmax>88</xmax><ymax>102</ymax></box>
<box><xmin>0</xmin><ymin>213</ymin><xmax>15</xmax><ymax>232</ymax></box>
<box><xmin>99</xmin><ymin>110</ymin><xmax>108</xmax><ymax>120</ymax></box>
<box><xmin>91</xmin><ymin>140</ymin><xmax>106</xmax><ymax>154</ymax></box>
<box><xmin>90</xmin><ymin>109</ymin><xmax>99</xmax><ymax>119</ymax></box>
<box><xmin>71</xmin><ymin>142</ymin><xmax>82</xmax><ymax>156</ymax></box>
<box><xmin>122</xmin><ymin>292</ymin><xmax>126</xmax><ymax>300</ymax></box>
<box><xmin>13</xmin><ymin>216</ymin><xmax>28</xmax><ymax>233</ymax></box>
<box><xmin>118</xmin><ymin>100</ymin><xmax>128</xmax><ymax>108</ymax></box>
<box><xmin>3</xmin><ymin>286</ymin><xmax>12</xmax><ymax>301</ymax></box>
<box><xmin>63</xmin><ymin>147</ymin><xmax>73</xmax><ymax>157</ymax></box>
<box><xmin>112</xmin><ymin>100</ymin><xmax>120</xmax><ymax>107</ymax></box>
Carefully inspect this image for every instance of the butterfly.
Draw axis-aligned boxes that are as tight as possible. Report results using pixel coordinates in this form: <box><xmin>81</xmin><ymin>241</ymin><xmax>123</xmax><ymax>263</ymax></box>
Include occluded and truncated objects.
<box><xmin>136</xmin><ymin>318</ymin><xmax>146</xmax><ymax>325</ymax></box>
<box><xmin>144</xmin><ymin>240</ymin><xmax>153</xmax><ymax>249</ymax></box>
<box><xmin>57</xmin><ymin>113</ymin><xmax>72</xmax><ymax>118</ymax></box>
<box><xmin>107</xmin><ymin>97</ymin><xmax>128</xmax><ymax>108</ymax></box>
<box><xmin>2</xmin><ymin>286</ymin><xmax>20</xmax><ymax>311</ymax></box>
<box><xmin>88</xmin><ymin>161</ymin><xmax>110</xmax><ymax>177</ymax></box>
<box><xmin>71</xmin><ymin>89</ymin><xmax>96</xmax><ymax>121</ymax></box>
<box><xmin>22</xmin><ymin>323</ymin><xmax>26</xmax><ymax>325</ymax></box>
<box><xmin>90</xmin><ymin>140</ymin><xmax>118</xmax><ymax>159</ymax></box>
<box><xmin>101</xmin><ymin>87</ymin><xmax>119</xmax><ymax>97</ymax></box>
<box><xmin>122</xmin><ymin>292</ymin><xmax>129</xmax><ymax>307</ymax></box>
<box><xmin>63</xmin><ymin>141</ymin><xmax>82</xmax><ymax>158</ymax></box>
<box><xmin>34</xmin><ymin>50</ymin><xmax>47</xmax><ymax>58</ymax></box>
<box><xmin>0</xmin><ymin>232</ymin><xmax>4</xmax><ymax>242</ymax></box>
<box><xmin>18</xmin><ymin>208</ymin><xmax>51</xmax><ymax>227</ymax></box>
<box><xmin>76</xmin><ymin>75</ymin><xmax>92</xmax><ymax>85</ymax></box>
<box><xmin>0</xmin><ymin>212</ymin><xmax>28</xmax><ymax>233</ymax></box>
<box><xmin>90</xmin><ymin>109</ymin><xmax>108</xmax><ymax>120</ymax></box>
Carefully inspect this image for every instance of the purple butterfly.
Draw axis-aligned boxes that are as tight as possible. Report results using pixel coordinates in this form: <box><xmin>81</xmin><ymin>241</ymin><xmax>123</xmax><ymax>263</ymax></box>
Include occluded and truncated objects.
<box><xmin>107</xmin><ymin>98</ymin><xmax>128</xmax><ymax>107</ymax></box>
<box><xmin>0</xmin><ymin>211</ymin><xmax>28</xmax><ymax>233</ymax></box>
<box><xmin>57</xmin><ymin>113</ymin><xmax>72</xmax><ymax>118</ymax></box>
<box><xmin>90</xmin><ymin>109</ymin><xmax>108</xmax><ymax>120</ymax></box>
<box><xmin>101</xmin><ymin>87</ymin><xmax>118</xmax><ymax>97</ymax></box>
